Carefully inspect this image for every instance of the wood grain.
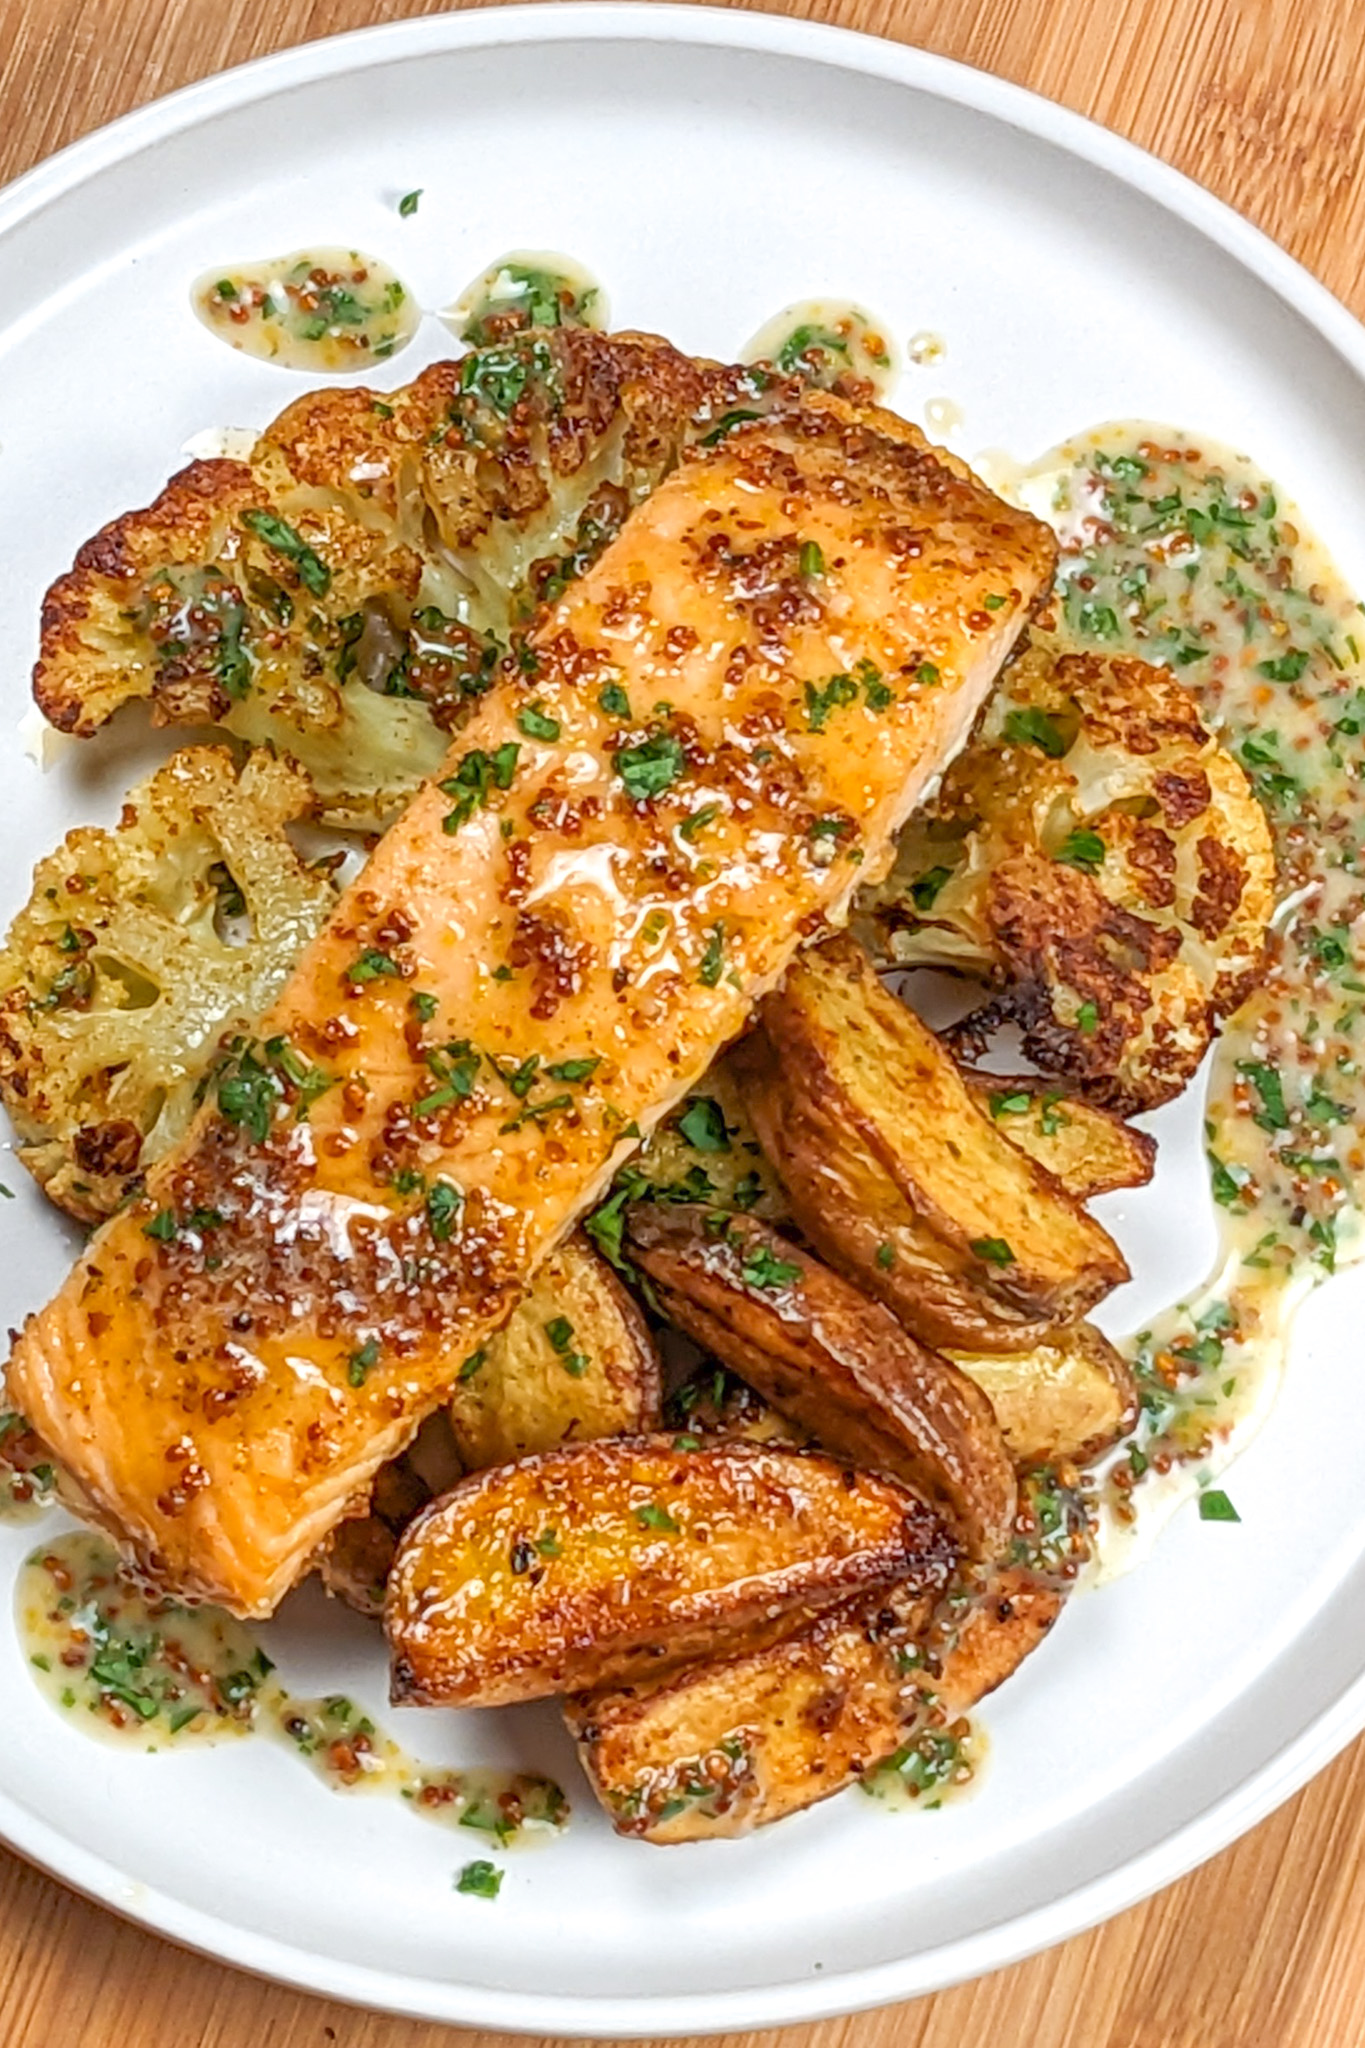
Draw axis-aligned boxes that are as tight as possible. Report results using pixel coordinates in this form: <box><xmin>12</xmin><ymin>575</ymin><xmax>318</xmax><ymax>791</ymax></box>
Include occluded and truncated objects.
<box><xmin>2</xmin><ymin>1</ymin><xmax>1364</xmax><ymax>2044</ymax></box>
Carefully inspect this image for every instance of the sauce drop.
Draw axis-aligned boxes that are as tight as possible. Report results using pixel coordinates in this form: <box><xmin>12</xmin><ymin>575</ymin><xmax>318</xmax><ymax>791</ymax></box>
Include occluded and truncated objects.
<box><xmin>741</xmin><ymin>299</ymin><xmax>898</xmax><ymax>398</ymax></box>
<box><xmin>192</xmin><ymin>248</ymin><xmax>420</xmax><ymax>373</ymax></box>
<box><xmin>443</xmin><ymin>252</ymin><xmax>607</xmax><ymax>347</ymax></box>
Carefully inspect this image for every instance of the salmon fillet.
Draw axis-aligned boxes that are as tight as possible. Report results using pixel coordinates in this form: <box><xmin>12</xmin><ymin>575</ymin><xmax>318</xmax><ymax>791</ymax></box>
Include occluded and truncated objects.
<box><xmin>6</xmin><ymin>386</ymin><xmax>1056</xmax><ymax>1615</ymax></box>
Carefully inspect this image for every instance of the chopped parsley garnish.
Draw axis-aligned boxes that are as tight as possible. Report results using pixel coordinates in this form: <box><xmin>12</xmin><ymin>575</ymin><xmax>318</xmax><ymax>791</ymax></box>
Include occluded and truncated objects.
<box><xmin>544</xmin><ymin>1316</ymin><xmax>589</xmax><ymax>1377</ymax></box>
<box><xmin>411</xmin><ymin>991</ymin><xmax>438</xmax><ymax>1022</ymax></box>
<box><xmin>915</xmin><ymin>662</ymin><xmax>941</xmax><ymax>687</ymax></box>
<box><xmin>615</xmin><ymin>732</ymin><xmax>685</xmax><ymax>802</ymax></box>
<box><xmin>1076</xmin><ymin>1001</ymin><xmax>1100</xmax><ymax>1035</ymax></box>
<box><xmin>875</xmin><ymin>1241</ymin><xmax>896</xmax><ymax>1270</ymax></box>
<box><xmin>988</xmin><ymin>1091</ymin><xmax>1032</xmax><ymax>1119</ymax></box>
<box><xmin>699</xmin><ymin>408</ymin><xmax>761</xmax><ymax>446</ymax></box>
<box><xmin>740</xmin><ymin>1243</ymin><xmax>802</xmax><ymax>1290</ymax></box>
<box><xmin>348</xmin><ymin>1339</ymin><xmax>379</xmax><ymax>1388</ymax></box>
<box><xmin>970</xmin><ymin>1236</ymin><xmax>1015</xmax><ymax>1267</ymax></box>
<box><xmin>598</xmin><ymin>680</ymin><xmax>631</xmax><ymax>719</ymax></box>
<box><xmin>455</xmin><ymin>1860</ymin><xmax>503</xmax><ymax>1899</ymax></box>
<box><xmin>910</xmin><ymin>866</ymin><xmax>953</xmax><ymax>912</ymax></box>
<box><xmin>799</xmin><ymin>540</ymin><xmax>825</xmax><ymax>578</ymax></box>
<box><xmin>698</xmin><ymin>923</ymin><xmax>726</xmax><ymax>987</ymax></box>
<box><xmin>1003</xmin><ymin>706</ymin><xmax>1068</xmax><ymax>757</ymax></box>
<box><xmin>398</xmin><ymin>188</ymin><xmax>422</xmax><ymax>216</ymax></box>
<box><xmin>517</xmin><ymin>702</ymin><xmax>561</xmax><ymax>741</ymax></box>
<box><xmin>546</xmin><ymin>1056</ymin><xmax>600</xmax><ymax>1083</ymax></box>
<box><xmin>416</xmin><ymin>1039</ymin><xmax>480</xmax><ymax>1115</ymax></box>
<box><xmin>1054</xmin><ymin>828</ymin><xmax>1106</xmax><ymax>873</ymax></box>
<box><xmin>1198</xmin><ymin>1488</ymin><xmax>1240</xmax><ymax>1523</ymax></box>
<box><xmin>457</xmin><ymin>1348</ymin><xmax>486</xmax><ymax>1382</ymax></box>
<box><xmin>347</xmin><ymin>948</ymin><xmax>401</xmax><ymax>984</ymax></box>
<box><xmin>1256</xmin><ymin>649</ymin><xmax>1310</xmax><ymax>683</ymax></box>
<box><xmin>1236</xmin><ymin>1060</ymin><xmax>1289</xmax><ymax>1131</ymax></box>
<box><xmin>804</xmin><ymin>671</ymin><xmax>858</xmax><ymax>732</ymax></box>
<box><xmin>425</xmin><ymin>1179</ymin><xmax>463</xmax><ymax>1241</ymax></box>
<box><xmin>679</xmin><ymin>803</ymin><xmax>720</xmax><ymax>842</ymax></box>
<box><xmin>677</xmin><ymin>1097</ymin><xmax>730</xmax><ymax>1153</ymax></box>
<box><xmin>439</xmin><ymin>742</ymin><xmax>521</xmax><ymax>832</ymax></box>
<box><xmin>634</xmin><ymin>1501</ymin><xmax>681</xmax><ymax>1533</ymax></box>
<box><xmin>240</xmin><ymin>509</ymin><xmax>330</xmax><ymax>597</ymax></box>
<box><xmin>216</xmin><ymin>1045</ymin><xmax>280</xmax><ymax>1144</ymax></box>
<box><xmin>143</xmin><ymin>1209</ymin><xmax>177</xmax><ymax>1242</ymax></box>
<box><xmin>776</xmin><ymin>323</ymin><xmax>848</xmax><ymax>373</ymax></box>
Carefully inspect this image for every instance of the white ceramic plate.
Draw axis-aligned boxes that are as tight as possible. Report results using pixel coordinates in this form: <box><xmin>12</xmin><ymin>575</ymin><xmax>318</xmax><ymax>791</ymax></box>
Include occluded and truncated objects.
<box><xmin>4</xmin><ymin>5</ymin><xmax>1365</xmax><ymax>2032</ymax></box>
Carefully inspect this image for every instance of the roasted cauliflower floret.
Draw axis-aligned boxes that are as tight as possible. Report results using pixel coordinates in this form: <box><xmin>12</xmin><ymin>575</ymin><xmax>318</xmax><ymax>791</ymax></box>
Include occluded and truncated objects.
<box><xmin>0</xmin><ymin>746</ymin><xmax>337</xmax><ymax>1219</ymax></box>
<box><xmin>33</xmin><ymin>328</ymin><xmax>757</xmax><ymax>824</ymax></box>
<box><xmin>858</xmin><ymin>638</ymin><xmax>1275</xmax><ymax>1111</ymax></box>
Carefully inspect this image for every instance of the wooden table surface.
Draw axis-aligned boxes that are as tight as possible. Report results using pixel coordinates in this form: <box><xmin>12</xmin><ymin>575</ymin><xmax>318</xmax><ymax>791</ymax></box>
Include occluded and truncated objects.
<box><xmin>3</xmin><ymin>0</ymin><xmax>1364</xmax><ymax>2042</ymax></box>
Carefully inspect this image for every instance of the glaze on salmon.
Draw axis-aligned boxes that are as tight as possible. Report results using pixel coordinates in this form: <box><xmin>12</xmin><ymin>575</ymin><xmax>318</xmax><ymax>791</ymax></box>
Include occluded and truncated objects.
<box><xmin>6</xmin><ymin>387</ymin><xmax>1056</xmax><ymax>1615</ymax></box>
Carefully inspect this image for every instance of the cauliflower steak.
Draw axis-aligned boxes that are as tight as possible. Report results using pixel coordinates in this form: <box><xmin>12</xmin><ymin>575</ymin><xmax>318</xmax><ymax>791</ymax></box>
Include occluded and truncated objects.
<box><xmin>859</xmin><ymin>637</ymin><xmax>1275</xmax><ymax>1111</ymax></box>
<box><xmin>0</xmin><ymin>746</ymin><xmax>337</xmax><ymax>1219</ymax></box>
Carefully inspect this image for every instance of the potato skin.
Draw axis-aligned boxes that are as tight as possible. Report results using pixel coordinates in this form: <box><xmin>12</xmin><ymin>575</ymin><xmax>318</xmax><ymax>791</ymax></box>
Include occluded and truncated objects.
<box><xmin>628</xmin><ymin>1205</ymin><xmax>1015</xmax><ymax>1559</ymax></box>
<box><xmin>740</xmin><ymin>937</ymin><xmax>1129</xmax><ymax>1347</ymax></box>
<box><xmin>566</xmin><ymin>1561</ymin><xmax>1061</xmax><ymax>1843</ymax></box>
<box><xmin>386</xmin><ymin>1436</ymin><xmax>955</xmax><ymax>1709</ymax></box>
<box><xmin>447</xmin><ymin>1236</ymin><xmax>660</xmax><ymax>1469</ymax></box>
<box><xmin>948</xmin><ymin>1323</ymin><xmax>1138</xmax><ymax>1468</ymax></box>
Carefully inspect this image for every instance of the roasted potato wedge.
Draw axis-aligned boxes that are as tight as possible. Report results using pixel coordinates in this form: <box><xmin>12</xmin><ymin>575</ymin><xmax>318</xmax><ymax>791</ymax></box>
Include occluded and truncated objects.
<box><xmin>320</xmin><ymin>1411</ymin><xmax>463</xmax><ymax>1618</ymax></box>
<box><xmin>740</xmin><ymin>937</ymin><xmax>1129</xmax><ymax>1349</ymax></box>
<box><xmin>627</xmin><ymin>1060</ymin><xmax>791</xmax><ymax>1220</ymax></box>
<box><xmin>627</xmin><ymin>1206</ymin><xmax>1016</xmax><ymax>1559</ymax></box>
<box><xmin>567</xmin><ymin>1561</ymin><xmax>1062</xmax><ymax>1843</ymax></box>
<box><xmin>386</xmin><ymin>1436</ymin><xmax>954</xmax><ymax>1708</ymax></box>
<box><xmin>669</xmin><ymin>1365</ymin><xmax>810</xmax><ymax>1449</ymax></box>
<box><xmin>947</xmin><ymin>1323</ymin><xmax>1137</xmax><ymax>1468</ymax></box>
<box><xmin>323</xmin><ymin>1238</ymin><xmax>656</xmax><ymax>1616</ymax></box>
<box><xmin>448</xmin><ymin>1236</ymin><xmax>660</xmax><ymax>1470</ymax></box>
<box><xmin>960</xmin><ymin>1071</ymin><xmax>1156</xmax><ymax>1200</ymax></box>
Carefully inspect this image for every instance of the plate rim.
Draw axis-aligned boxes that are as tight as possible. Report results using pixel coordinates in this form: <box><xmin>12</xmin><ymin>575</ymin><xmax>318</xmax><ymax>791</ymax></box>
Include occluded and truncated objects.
<box><xmin>4</xmin><ymin>3</ymin><xmax>1365</xmax><ymax>2033</ymax></box>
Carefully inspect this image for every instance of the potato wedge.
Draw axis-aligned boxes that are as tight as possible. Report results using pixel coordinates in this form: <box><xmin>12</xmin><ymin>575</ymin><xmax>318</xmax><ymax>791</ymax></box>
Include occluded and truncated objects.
<box><xmin>627</xmin><ymin>1206</ymin><xmax>1016</xmax><ymax>1559</ymax></box>
<box><xmin>670</xmin><ymin>1365</ymin><xmax>810</xmax><ymax>1449</ymax></box>
<box><xmin>739</xmin><ymin>936</ymin><xmax>1129</xmax><ymax>1349</ymax></box>
<box><xmin>947</xmin><ymin>1324</ymin><xmax>1137</xmax><ymax>1468</ymax></box>
<box><xmin>960</xmin><ymin>1071</ymin><xmax>1156</xmax><ymax>1200</ymax></box>
<box><xmin>628</xmin><ymin>1061</ymin><xmax>791</xmax><ymax>1220</ymax></box>
<box><xmin>386</xmin><ymin>1436</ymin><xmax>954</xmax><ymax>1708</ymax></box>
<box><xmin>320</xmin><ymin>1411</ymin><xmax>463</xmax><ymax>1618</ymax></box>
<box><xmin>567</xmin><ymin>1562</ymin><xmax>1062</xmax><ymax>1843</ymax></box>
<box><xmin>322</xmin><ymin>1238</ymin><xmax>655</xmax><ymax>1616</ymax></box>
<box><xmin>448</xmin><ymin>1236</ymin><xmax>660</xmax><ymax>1470</ymax></box>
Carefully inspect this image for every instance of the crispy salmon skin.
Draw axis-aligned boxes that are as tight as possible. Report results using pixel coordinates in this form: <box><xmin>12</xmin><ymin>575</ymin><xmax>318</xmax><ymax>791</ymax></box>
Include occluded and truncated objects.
<box><xmin>6</xmin><ymin>385</ymin><xmax>1055</xmax><ymax>1615</ymax></box>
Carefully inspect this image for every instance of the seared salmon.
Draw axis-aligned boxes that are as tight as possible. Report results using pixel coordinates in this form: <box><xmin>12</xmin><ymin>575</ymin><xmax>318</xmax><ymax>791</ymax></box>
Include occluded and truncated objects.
<box><xmin>6</xmin><ymin>386</ymin><xmax>1055</xmax><ymax>1615</ymax></box>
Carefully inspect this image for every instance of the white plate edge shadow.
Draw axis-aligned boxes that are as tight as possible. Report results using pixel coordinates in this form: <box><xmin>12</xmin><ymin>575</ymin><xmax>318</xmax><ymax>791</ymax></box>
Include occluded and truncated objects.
<box><xmin>3</xmin><ymin>3</ymin><xmax>1365</xmax><ymax>2034</ymax></box>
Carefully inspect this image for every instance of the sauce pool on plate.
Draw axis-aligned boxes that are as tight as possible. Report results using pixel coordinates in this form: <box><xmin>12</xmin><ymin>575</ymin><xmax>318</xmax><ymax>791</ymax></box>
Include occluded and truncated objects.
<box><xmin>1007</xmin><ymin>423</ymin><xmax>1365</xmax><ymax>1558</ymax></box>
<box><xmin>192</xmin><ymin>248</ymin><xmax>420</xmax><ymax>373</ymax></box>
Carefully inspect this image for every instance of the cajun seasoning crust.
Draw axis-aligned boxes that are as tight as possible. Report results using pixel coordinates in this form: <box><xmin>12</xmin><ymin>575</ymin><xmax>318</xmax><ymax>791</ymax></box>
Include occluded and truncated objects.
<box><xmin>384</xmin><ymin>1436</ymin><xmax>953</xmax><ymax>1709</ymax></box>
<box><xmin>6</xmin><ymin>388</ymin><xmax>1055</xmax><ymax>1616</ymax></box>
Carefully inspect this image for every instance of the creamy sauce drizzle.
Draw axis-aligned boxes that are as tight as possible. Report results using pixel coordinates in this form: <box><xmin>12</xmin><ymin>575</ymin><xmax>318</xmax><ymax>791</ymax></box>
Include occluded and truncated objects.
<box><xmin>742</xmin><ymin>299</ymin><xmax>899</xmax><ymax>399</ymax></box>
<box><xmin>1006</xmin><ymin>423</ymin><xmax>1365</xmax><ymax>1560</ymax></box>
<box><xmin>192</xmin><ymin>248</ymin><xmax>420</xmax><ymax>373</ymax></box>
<box><xmin>0</xmin><ymin>1413</ymin><xmax>56</xmax><ymax>1522</ymax></box>
<box><xmin>16</xmin><ymin>1531</ymin><xmax>568</xmax><ymax>1843</ymax></box>
<box><xmin>442</xmin><ymin>252</ymin><xmax>608</xmax><ymax>347</ymax></box>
